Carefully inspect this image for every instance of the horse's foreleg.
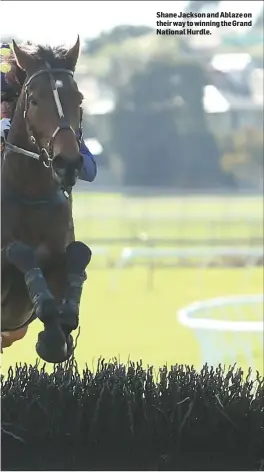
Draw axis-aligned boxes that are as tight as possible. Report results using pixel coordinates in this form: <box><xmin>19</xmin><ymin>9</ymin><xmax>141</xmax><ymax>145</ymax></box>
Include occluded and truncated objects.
<box><xmin>59</xmin><ymin>241</ymin><xmax>92</xmax><ymax>339</ymax></box>
<box><xmin>3</xmin><ymin>241</ymin><xmax>68</xmax><ymax>362</ymax></box>
<box><xmin>4</xmin><ymin>241</ymin><xmax>57</xmax><ymax>321</ymax></box>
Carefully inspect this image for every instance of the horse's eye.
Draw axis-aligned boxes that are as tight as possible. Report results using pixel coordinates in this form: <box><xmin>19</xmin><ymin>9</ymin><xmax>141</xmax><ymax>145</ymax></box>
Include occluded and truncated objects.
<box><xmin>29</xmin><ymin>96</ymin><xmax>37</xmax><ymax>106</ymax></box>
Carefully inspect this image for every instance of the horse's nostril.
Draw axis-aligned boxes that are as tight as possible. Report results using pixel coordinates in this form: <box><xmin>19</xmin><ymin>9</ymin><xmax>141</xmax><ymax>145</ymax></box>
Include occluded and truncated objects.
<box><xmin>52</xmin><ymin>154</ymin><xmax>83</xmax><ymax>186</ymax></box>
<box><xmin>53</xmin><ymin>154</ymin><xmax>83</xmax><ymax>172</ymax></box>
<box><xmin>53</xmin><ymin>155</ymin><xmax>66</xmax><ymax>171</ymax></box>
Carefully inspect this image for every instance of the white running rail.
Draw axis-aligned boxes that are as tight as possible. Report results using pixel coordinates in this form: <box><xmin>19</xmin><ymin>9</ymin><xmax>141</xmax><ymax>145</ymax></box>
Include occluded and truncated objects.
<box><xmin>177</xmin><ymin>294</ymin><xmax>264</xmax><ymax>371</ymax></box>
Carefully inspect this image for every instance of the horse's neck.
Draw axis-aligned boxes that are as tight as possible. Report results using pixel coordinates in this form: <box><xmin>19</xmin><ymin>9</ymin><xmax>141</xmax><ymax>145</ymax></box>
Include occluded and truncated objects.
<box><xmin>2</xmin><ymin>92</ymin><xmax>55</xmax><ymax>195</ymax></box>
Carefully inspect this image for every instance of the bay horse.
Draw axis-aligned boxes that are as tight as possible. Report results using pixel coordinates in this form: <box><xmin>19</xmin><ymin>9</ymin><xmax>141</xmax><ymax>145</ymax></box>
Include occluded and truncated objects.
<box><xmin>1</xmin><ymin>38</ymin><xmax>92</xmax><ymax>363</ymax></box>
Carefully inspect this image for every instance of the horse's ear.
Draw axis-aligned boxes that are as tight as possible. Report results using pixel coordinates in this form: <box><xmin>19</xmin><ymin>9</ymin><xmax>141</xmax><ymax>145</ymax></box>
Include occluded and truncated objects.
<box><xmin>65</xmin><ymin>36</ymin><xmax>80</xmax><ymax>70</ymax></box>
<box><xmin>12</xmin><ymin>40</ymin><xmax>35</xmax><ymax>72</ymax></box>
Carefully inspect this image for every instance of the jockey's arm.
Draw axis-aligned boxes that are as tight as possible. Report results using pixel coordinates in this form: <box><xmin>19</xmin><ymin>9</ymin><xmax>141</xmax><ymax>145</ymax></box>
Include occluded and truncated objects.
<box><xmin>79</xmin><ymin>136</ymin><xmax>97</xmax><ymax>182</ymax></box>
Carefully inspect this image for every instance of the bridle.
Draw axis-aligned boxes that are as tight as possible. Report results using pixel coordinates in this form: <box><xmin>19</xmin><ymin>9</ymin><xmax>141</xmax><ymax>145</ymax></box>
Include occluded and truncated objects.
<box><xmin>4</xmin><ymin>62</ymin><xmax>83</xmax><ymax>168</ymax></box>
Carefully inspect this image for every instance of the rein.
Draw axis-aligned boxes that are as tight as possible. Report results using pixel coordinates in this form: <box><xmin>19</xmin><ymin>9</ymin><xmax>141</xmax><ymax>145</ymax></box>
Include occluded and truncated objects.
<box><xmin>4</xmin><ymin>64</ymin><xmax>83</xmax><ymax>168</ymax></box>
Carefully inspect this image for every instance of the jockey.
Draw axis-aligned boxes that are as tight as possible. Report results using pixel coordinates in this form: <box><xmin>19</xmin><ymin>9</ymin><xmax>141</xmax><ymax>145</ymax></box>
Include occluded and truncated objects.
<box><xmin>1</xmin><ymin>43</ymin><xmax>97</xmax><ymax>182</ymax></box>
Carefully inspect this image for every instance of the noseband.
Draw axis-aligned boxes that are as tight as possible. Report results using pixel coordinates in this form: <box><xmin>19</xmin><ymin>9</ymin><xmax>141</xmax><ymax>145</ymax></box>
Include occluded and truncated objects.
<box><xmin>5</xmin><ymin>63</ymin><xmax>83</xmax><ymax>168</ymax></box>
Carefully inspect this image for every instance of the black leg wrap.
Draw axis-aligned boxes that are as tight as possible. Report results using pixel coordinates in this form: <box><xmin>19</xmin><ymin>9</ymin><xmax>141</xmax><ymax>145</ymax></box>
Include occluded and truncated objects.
<box><xmin>59</xmin><ymin>271</ymin><xmax>87</xmax><ymax>334</ymax></box>
<box><xmin>66</xmin><ymin>241</ymin><xmax>92</xmax><ymax>274</ymax></box>
<box><xmin>58</xmin><ymin>242</ymin><xmax>91</xmax><ymax>337</ymax></box>
<box><xmin>25</xmin><ymin>268</ymin><xmax>57</xmax><ymax>323</ymax></box>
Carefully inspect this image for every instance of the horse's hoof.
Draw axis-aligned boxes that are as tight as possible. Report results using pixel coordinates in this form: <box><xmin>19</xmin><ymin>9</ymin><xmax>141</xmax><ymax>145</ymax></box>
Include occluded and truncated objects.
<box><xmin>36</xmin><ymin>323</ymin><xmax>67</xmax><ymax>363</ymax></box>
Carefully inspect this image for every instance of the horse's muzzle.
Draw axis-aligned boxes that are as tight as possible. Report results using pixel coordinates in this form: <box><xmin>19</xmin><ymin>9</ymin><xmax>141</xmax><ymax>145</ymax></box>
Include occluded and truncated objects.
<box><xmin>52</xmin><ymin>153</ymin><xmax>84</xmax><ymax>189</ymax></box>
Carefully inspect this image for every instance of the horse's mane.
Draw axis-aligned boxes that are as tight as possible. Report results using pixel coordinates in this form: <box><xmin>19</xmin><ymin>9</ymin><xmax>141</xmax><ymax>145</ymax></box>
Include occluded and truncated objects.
<box><xmin>6</xmin><ymin>42</ymin><xmax>76</xmax><ymax>89</ymax></box>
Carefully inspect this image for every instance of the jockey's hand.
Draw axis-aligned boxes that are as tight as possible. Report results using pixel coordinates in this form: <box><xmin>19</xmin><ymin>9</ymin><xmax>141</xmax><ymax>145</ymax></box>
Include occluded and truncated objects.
<box><xmin>1</xmin><ymin>117</ymin><xmax>11</xmax><ymax>139</ymax></box>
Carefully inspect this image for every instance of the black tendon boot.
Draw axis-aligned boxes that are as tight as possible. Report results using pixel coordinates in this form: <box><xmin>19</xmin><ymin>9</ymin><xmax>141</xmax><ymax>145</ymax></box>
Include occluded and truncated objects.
<box><xmin>60</xmin><ymin>242</ymin><xmax>92</xmax><ymax>337</ymax></box>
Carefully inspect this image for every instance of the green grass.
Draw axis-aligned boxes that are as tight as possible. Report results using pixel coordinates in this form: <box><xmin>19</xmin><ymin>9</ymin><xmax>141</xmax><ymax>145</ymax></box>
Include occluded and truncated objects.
<box><xmin>73</xmin><ymin>193</ymin><xmax>263</xmax><ymax>242</ymax></box>
<box><xmin>73</xmin><ymin>193</ymin><xmax>263</xmax><ymax>216</ymax></box>
<box><xmin>2</xmin><ymin>266</ymin><xmax>263</xmax><ymax>376</ymax></box>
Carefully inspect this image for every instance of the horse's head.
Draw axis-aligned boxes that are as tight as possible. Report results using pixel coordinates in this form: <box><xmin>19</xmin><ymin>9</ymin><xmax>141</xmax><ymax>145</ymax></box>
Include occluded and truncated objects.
<box><xmin>12</xmin><ymin>37</ymin><xmax>84</xmax><ymax>191</ymax></box>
